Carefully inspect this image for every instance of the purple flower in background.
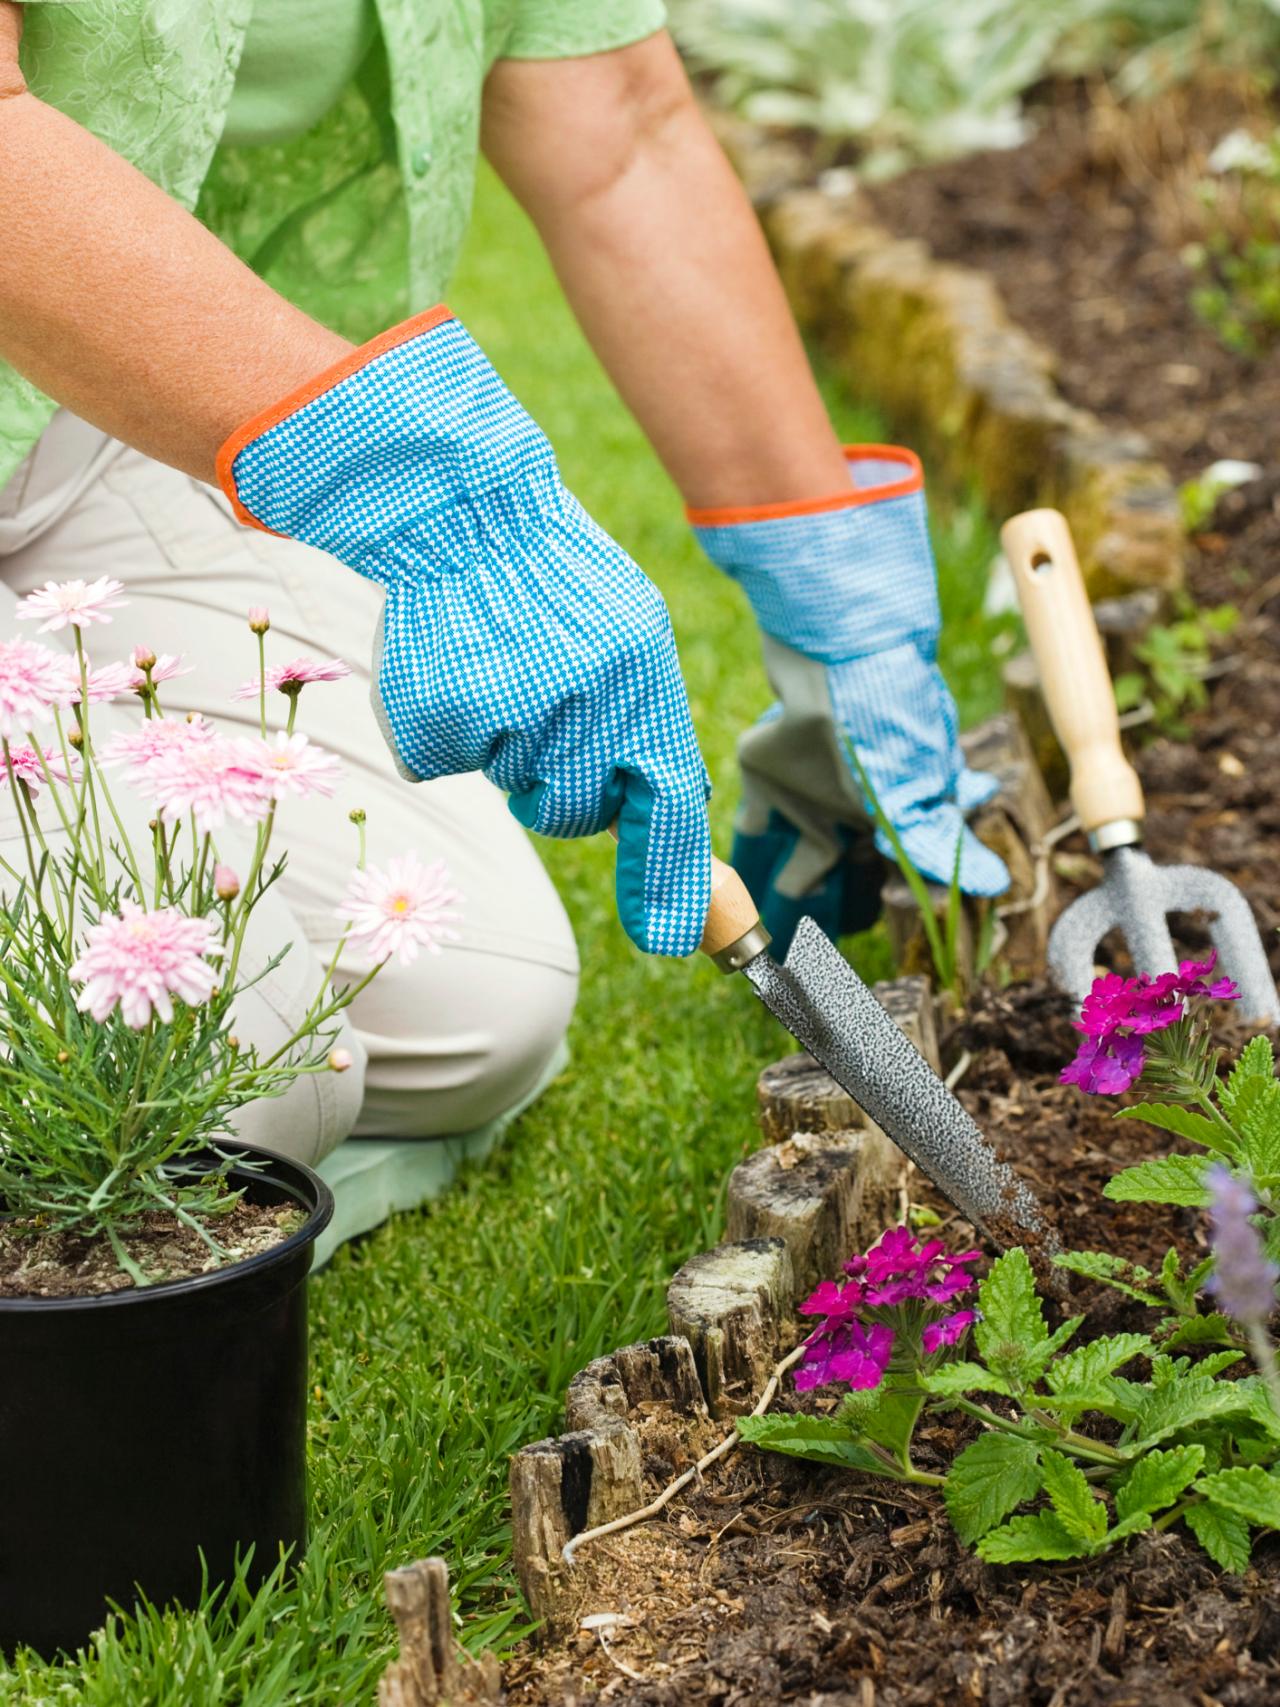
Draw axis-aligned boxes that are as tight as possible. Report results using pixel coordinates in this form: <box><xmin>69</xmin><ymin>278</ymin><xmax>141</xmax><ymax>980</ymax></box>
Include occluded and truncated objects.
<box><xmin>796</xmin><ymin>1320</ymin><xmax>893</xmax><ymax>1392</ymax></box>
<box><xmin>1061</xmin><ymin>953</ymin><xmax>1239</xmax><ymax>1097</ymax></box>
<box><xmin>1206</xmin><ymin>1165</ymin><xmax>1279</xmax><ymax>1329</ymax></box>
<box><xmin>922</xmin><ymin>1309</ymin><xmax>980</xmax><ymax>1354</ymax></box>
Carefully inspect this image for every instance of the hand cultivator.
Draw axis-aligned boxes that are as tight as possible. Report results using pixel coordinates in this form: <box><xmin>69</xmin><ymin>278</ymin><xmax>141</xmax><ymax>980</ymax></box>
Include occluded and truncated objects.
<box><xmin>1003</xmin><ymin>509</ymin><xmax>1280</xmax><ymax>1024</ymax></box>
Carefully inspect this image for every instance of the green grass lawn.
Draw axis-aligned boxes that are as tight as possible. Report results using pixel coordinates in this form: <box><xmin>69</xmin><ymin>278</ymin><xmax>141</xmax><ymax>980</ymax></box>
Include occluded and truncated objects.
<box><xmin>0</xmin><ymin>169</ymin><xmax>1012</xmax><ymax>1705</ymax></box>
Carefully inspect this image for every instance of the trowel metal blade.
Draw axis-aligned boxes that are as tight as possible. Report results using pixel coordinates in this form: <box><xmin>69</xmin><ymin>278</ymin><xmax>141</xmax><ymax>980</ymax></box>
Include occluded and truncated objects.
<box><xmin>744</xmin><ymin>916</ymin><xmax>1046</xmax><ymax>1248</ymax></box>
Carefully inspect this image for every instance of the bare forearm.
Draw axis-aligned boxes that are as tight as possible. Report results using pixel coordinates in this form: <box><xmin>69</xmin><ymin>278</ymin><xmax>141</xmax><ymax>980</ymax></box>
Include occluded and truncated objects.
<box><xmin>0</xmin><ymin>11</ymin><xmax>349</xmax><ymax>482</ymax></box>
<box><xmin>483</xmin><ymin>34</ymin><xmax>849</xmax><ymax>511</ymax></box>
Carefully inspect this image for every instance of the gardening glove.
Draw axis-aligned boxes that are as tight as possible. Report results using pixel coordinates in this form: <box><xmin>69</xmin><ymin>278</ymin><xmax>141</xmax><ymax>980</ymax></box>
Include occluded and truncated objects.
<box><xmin>217</xmin><ymin>308</ymin><xmax>711</xmax><ymax>957</ymax></box>
<box><xmin>691</xmin><ymin>446</ymin><xmax>1008</xmax><ymax>956</ymax></box>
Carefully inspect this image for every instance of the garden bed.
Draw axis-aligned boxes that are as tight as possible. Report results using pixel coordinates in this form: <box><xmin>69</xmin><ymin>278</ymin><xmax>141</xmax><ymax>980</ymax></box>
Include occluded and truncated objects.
<box><xmin>865</xmin><ymin>77</ymin><xmax>1277</xmax><ymax>487</ymax></box>
<box><xmin>503</xmin><ymin>983</ymin><xmax>1280</xmax><ymax>1706</ymax></box>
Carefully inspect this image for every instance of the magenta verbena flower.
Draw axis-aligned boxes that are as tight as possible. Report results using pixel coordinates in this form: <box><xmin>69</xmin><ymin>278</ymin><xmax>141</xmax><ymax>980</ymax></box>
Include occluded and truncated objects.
<box><xmin>336</xmin><ymin>853</ymin><xmax>463</xmax><ymax>967</ymax></box>
<box><xmin>1206</xmin><ymin>1165</ymin><xmax>1279</xmax><ymax>1329</ymax></box>
<box><xmin>922</xmin><ymin>1309</ymin><xmax>980</xmax><ymax>1354</ymax></box>
<box><xmin>1061</xmin><ymin>953</ymin><xmax>1240</xmax><ymax>1096</ymax></box>
<box><xmin>795</xmin><ymin>1228</ymin><xmax>982</xmax><ymax>1393</ymax></box>
<box><xmin>231</xmin><ymin>656</ymin><xmax>351</xmax><ymax>700</ymax></box>
<box><xmin>795</xmin><ymin>1320</ymin><xmax>893</xmax><ymax>1392</ymax></box>
<box><xmin>70</xmin><ymin>903</ymin><xmax>221</xmax><ymax>1029</ymax></box>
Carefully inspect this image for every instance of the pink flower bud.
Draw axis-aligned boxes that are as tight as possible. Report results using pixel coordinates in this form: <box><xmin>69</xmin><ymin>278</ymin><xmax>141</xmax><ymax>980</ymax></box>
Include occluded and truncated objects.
<box><xmin>248</xmin><ymin>606</ymin><xmax>271</xmax><ymax>635</ymax></box>
<box><xmin>328</xmin><ymin>1047</ymin><xmax>354</xmax><ymax>1073</ymax></box>
<box><xmin>131</xmin><ymin>644</ymin><xmax>157</xmax><ymax>671</ymax></box>
<box><xmin>214</xmin><ymin>863</ymin><xmax>240</xmax><ymax>902</ymax></box>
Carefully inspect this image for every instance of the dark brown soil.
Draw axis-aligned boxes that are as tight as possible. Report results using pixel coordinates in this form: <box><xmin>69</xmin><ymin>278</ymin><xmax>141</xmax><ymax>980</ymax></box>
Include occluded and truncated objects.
<box><xmin>504</xmin><ymin>979</ymin><xmax>1279</xmax><ymax>1706</ymax></box>
<box><xmin>0</xmin><ymin>1197</ymin><xmax>301</xmax><ymax>1298</ymax></box>
<box><xmin>866</xmin><ymin>76</ymin><xmax>1280</xmax><ymax>485</ymax></box>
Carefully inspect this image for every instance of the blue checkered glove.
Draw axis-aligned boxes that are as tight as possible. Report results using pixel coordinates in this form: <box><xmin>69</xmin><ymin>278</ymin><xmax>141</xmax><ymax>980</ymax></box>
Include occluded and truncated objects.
<box><xmin>218</xmin><ymin>309</ymin><xmax>712</xmax><ymax>957</ymax></box>
<box><xmin>692</xmin><ymin>447</ymin><xmax>1007</xmax><ymax>952</ymax></box>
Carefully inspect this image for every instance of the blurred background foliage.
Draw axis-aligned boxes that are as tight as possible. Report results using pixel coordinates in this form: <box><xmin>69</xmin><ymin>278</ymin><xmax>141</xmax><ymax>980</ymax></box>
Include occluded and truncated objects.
<box><xmin>667</xmin><ymin>0</ymin><xmax>1280</xmax><ymax>178</ymax></box>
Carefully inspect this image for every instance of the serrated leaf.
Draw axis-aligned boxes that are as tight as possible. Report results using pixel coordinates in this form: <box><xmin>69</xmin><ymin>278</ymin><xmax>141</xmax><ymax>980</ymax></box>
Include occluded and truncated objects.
<box><xmin>1220</xmin><ymin>1035</ymin><xmax>1275</xmax><ymax>1126</ymax></box>
<box><xmin>1040</xmin><ymin>1448</ymin><xmax>1107</xmax><ymax>1541</ymax></box>
<box><xmin>975</xmin><ymin>1249</ymin><xmax>1045</xmax><ymax>1382</ymax></box>
<box><xmin>1240</xmin><ymin>1079</ymin><xmax>1280</xmax><ymax>1182</ymax></box>
<box><xmin>1025</xmin><ymin>1315</ymin><xmax>1085</xmax><ymax>1376</ymax></box>
<box><xmin>1158</xmin><ymin>1312</ymin><xmax>1236</xmax><ymax>1350</ymax></box>
<box><xmin>1132</xmin><ymin>1379</ymin><xmax>1256</xmax><ymax>1450</ymax></box>
<box><xmin>917</xmin><ymin>1361</ymin><xmax>1012</xmax><ymax>1397</ymax></box>
<box><xmin>1117</xmin><ymin>1101</ymin><xmax>1236</xmax><ymax>1155</ymax></box>
<box><xmin>1196</xmin><ymin>1465</ymin><xmax>1280</xmax><ymax>1528</ymax></box>
<box><xmin>944</xmin><ymin>1433</ymin><xmax>1042</xmax><ymax>1545</ymax></box>
<box><xmin>1115</xmin><ymin>1445</ymin><xmax>1205</xmax><ymax>1520</ymax></box>
<box><xmin>736</xmin><ymin>1413</ymin><xmax>896</xmax><ymax>1476</ymax></box>
<box><xmin>1104</xmin><ymin>1154</ymin><xmax>1211</xmax><ymax>1207</ymax></box>
<box><xmin>977</xmin><ymin>1511</ymin><xmax>1088</xmax><ymax>1564</ymax></box>
<box><xmin>1052</xmin><ymin>1250</ymin><xmax>1162</xmax><ymax>1306</ymax></box>
<box><xmin>1046</xmin><ymin>1334</ymin><xmax>1153</xmax><ymax>1395</ymax></box>
<box><xmin>1195</xmin><ymin>1351</ymin><xmax>1247</xmax><ymax>1379</ymax></box>
<box><xmin>1035</xmin><ymin>1387</ymin><xmax>1136</xmax><ymax>1422</ymax></box>
<box><xmin>1105</xmin><ymin>1511</ymin><xmax>1154</xmax><ymax>1545</ymax></box>
<box><xmin>1184</xmin><ymin>1502</ymin><xmax>1253</xmax><ymax>1572</ymax></box>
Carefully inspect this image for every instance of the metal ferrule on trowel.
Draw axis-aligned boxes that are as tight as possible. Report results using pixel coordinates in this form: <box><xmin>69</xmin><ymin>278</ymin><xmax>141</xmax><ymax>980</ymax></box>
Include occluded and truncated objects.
<box><xmin>1002</xmin><ymin>510</ymin><xmax>1280</xmax><ymax>1024</ymax></box>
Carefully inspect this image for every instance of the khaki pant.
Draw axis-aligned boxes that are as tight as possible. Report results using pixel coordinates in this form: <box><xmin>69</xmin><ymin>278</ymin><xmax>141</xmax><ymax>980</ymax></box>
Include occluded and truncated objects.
<box><xmin>0</xmin><ymin>413</ymin><xmax>580</xmax><ymax>1172</ymax></box>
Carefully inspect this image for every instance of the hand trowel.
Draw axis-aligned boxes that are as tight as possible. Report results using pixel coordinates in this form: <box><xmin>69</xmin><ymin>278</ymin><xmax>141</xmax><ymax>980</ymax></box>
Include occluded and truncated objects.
<box><xmin>672</xmin><ymin>847</ymin><xmax>1047</xmax><ymax>1249</ymax></box>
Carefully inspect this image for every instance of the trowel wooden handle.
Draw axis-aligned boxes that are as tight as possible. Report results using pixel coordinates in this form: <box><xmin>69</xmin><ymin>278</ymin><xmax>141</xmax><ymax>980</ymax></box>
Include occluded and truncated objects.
<box><xmin>1001</xmin><ymin>509</ymin><xmax>1145</xmax><ymax>836</ymax></box>
<box><xmin>608</xmin><ymin>825</ymin><xmax>766</xmax><ymax>967</ymax></box>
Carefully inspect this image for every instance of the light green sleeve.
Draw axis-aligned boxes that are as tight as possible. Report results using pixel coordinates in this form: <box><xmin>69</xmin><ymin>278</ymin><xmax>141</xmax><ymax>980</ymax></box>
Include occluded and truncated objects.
<box><xmin>503</xmin><ymin>0</ymin><xmax>667</xmax><ymax>61</ymax></box>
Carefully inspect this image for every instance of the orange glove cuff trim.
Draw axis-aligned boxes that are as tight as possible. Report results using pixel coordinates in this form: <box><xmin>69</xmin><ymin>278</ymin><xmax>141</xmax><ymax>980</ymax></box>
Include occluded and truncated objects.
<box><xmin>685</xmin><ymin>443</ymin><xmax>924</xmax><ymax>529</ymax></box>
<box><xmin>215</xmin><ymin>305</ymin><xmax>457</xmax><ymax>534</ymax></box>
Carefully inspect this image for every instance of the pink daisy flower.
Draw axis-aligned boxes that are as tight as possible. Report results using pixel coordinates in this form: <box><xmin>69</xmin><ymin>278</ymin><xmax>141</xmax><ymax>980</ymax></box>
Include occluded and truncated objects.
<box><xmin>66</xmin><ymin>658</ymin><xmax>138</xmax><ymax>706</ymax></box>
<box><xmin>144</xmin><ymin>735</ymin><xmax>273</xmax><ymax>835</ymax></box>
<box><xmin>2</xmin><ymin>741</ymin><xmax>79</xmax><ymax>798</ymax></box>
<box><xmin>70</xmin><ymin>903</ymin><xmax>220</xmax><ymax>1029</ymax></box>
<box><xmin>128</xmin><ymin>650</ymin><xmax>191</xmax><ymax>692</ymax></box>
<box><xmin>231</xmin><ymin>655</ymin><xmax>352</xmax><ymax>701</ymax></box>
<box><xmin>16</xmin><ymin>576</ymin><xmax>127</xmax><ymax>633</ymax></box>
<box><xmin>100</xmin><ymin>715</ymin><xmax>216</xmax><ymax>785</ymax></box>
<box><xmin>336</xmin><ymin>853</ymin><xmax>462</xmax><ymax>966</ymax></box>
<box><xmin>232</xmin><ymin>732</ymin><xmax>342</xmax><ymax>802</ymax></box>
<box><xmin>0</xmin><ymin>637</ymin><xmax>78</xmax><ymax>736</ymax></box>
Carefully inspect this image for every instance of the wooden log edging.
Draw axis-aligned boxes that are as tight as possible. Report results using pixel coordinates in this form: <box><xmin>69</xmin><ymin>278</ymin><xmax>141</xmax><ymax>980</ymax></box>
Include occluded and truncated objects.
<box><xmin>509</xmin><ymin>977</ymin><xmax>932</xmax><ymax>1631</ymax></box>
<box><xmin>708</xmin><ymin>109</ymin><xmax>1183</xmax><ymax>600</ymax></box>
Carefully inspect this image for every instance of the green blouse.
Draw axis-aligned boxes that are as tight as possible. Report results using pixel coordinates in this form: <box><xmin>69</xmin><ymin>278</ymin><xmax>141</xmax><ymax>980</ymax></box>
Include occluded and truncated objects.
<box><xmin>3</xmin><ymin>0</ymin><xmax>667</xmax><ymax>490</ymax></box>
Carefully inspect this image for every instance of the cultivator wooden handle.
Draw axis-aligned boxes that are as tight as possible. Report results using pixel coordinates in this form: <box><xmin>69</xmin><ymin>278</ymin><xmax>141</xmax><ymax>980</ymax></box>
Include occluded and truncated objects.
<box><xmin>1002</xmin><ymin>508</ymin><xmax>1145</xmax><ymax>849</ymax></box>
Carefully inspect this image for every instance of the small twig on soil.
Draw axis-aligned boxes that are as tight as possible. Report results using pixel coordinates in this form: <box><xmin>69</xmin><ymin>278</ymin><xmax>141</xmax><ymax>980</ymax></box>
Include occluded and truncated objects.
<box><xmin>561</xmin><ymin>1344</ymin><xmax>807</xmax><ymax>1567</ymax></box>
<box><xmin>996</xmin><ymin>813</ymin><xmax>1080</xmax><ymax>924</ymax></box>
<box><xmin>944</xmin><ymin>1051</ymin><xmax>972</xmax><ymax>1093</ymax></box>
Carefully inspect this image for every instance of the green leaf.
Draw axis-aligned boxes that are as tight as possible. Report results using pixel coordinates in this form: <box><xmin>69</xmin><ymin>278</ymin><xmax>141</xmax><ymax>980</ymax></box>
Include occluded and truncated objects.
<box><xmin>1184</xmin><ymin>1502</ymin><xmax>1253</xmax><ymax>1573</ymax></box>
<box><xmin>1158</xmin><ymin>1312</ymin><xmax>1236</xmax><ymax>1349</ymax></box>
<box><xmin>917</xmin><ymin>1361</ymin><xmax>1012</xmax><ymax>1397</ymax></box>
<box><xmin>1132</xmin><ymin>1379</ymin><xmax>1256</xmax><ymax>1450</ymax></box>
<box><xmin>1115</xmin><ymin>1446</ymin><xmax>1206</xmax><ymax>1520</ymax></box>
<box><xmin>1195</xmin><ymin>1351</ymin><xmax>1247</xmax><ymax>1379</ymax></box>
<box><xmin>1219</xmin><ymin>1035</ymin><xmax>1275</xmax><ymax>1126</ymax></box>
<box><xmin>1105</xmin><ymin>1511</ymin><xmax>1154</xmax><ymax>1546</ymax></box>
<box><xmin>846</xmin><ymin>1386</ymin><xmax>924</xmax><ymax>1461</ymax></box>
<box><xmin>977</xmin><ymin>1512</ymin><xmax>1088</xmax><ymax>1564</ymax></box>
<box><xmin>975</xmin><ymin>1249</ymin><xmax>1045</xmax><ymax>1383</ymax></box>
<box><xmin>1104</xmin><ymin>1154</ymin><xmax>1211</xmax><ymax>1207</ymax></box>
<box><xmin>1240</xmin><ymin>1079</ymin><xmax>1280</xmax><ymax>1182</ymax></box>
<box><xmin>1195</xmin><ymin>1466</ymin><xmax>1280</xmax><ymax>1529</ymax></box>
<box><xmin>1046</xmin><ymin>1334</ymin><xmax>1153</xmax><ymax>1395</ymax></box>
<box><xmin>945</xmin><ymin>1432</ymin><xmax>1043</xmax><ymax>1545</ymax></box>
<box><xmin>736</xmin><ymin>1414</ymin><xmax>898</xmax><ymax>1476</ymax></box>
<box><xmin>1040</xmin><ymin>1449</ymin><xmax>1107</xmax><ymax>1542</ymax></box>
<box><xmin>1052</xmin><ymin>1250</ymin><xmax>1162</xmax><ymax>1306</ymax></box>
<box><xmin>1117</xmin><ymin>1102</ymin><xmax>1236</xmax><ymax>1156</ymax></box>
<box><xmin>1026</xmin><ymin>1315</ymin><xmax>1085</xmax><ymax>1377</ymax></box>
<box><xmin>1035</xmin><ymin>1387</ymin><xmax>1138</xmax><ymax>1423</ymax></box>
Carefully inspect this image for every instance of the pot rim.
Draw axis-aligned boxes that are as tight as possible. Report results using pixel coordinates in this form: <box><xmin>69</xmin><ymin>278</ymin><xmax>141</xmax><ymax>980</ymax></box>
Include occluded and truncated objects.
<box><xmin>0</xmin><ymin>1141</ymin><xmax>335</xmax><ymax>1314</ymax></box>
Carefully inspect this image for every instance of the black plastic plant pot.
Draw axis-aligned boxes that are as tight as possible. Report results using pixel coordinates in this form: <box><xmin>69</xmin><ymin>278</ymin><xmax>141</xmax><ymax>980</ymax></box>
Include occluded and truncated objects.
<box><xmin>0</xmin><ymin>1144</ymin><xmax>334</xmax><ymax>1659</ymax></box>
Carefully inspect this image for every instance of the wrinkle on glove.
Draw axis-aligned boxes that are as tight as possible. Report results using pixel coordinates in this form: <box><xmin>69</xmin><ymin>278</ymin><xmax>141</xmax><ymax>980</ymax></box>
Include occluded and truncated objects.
<box><xmin>220</xmin><ymin>309</ymin><xmax>711</xmax><ymax>957</ymax></box>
